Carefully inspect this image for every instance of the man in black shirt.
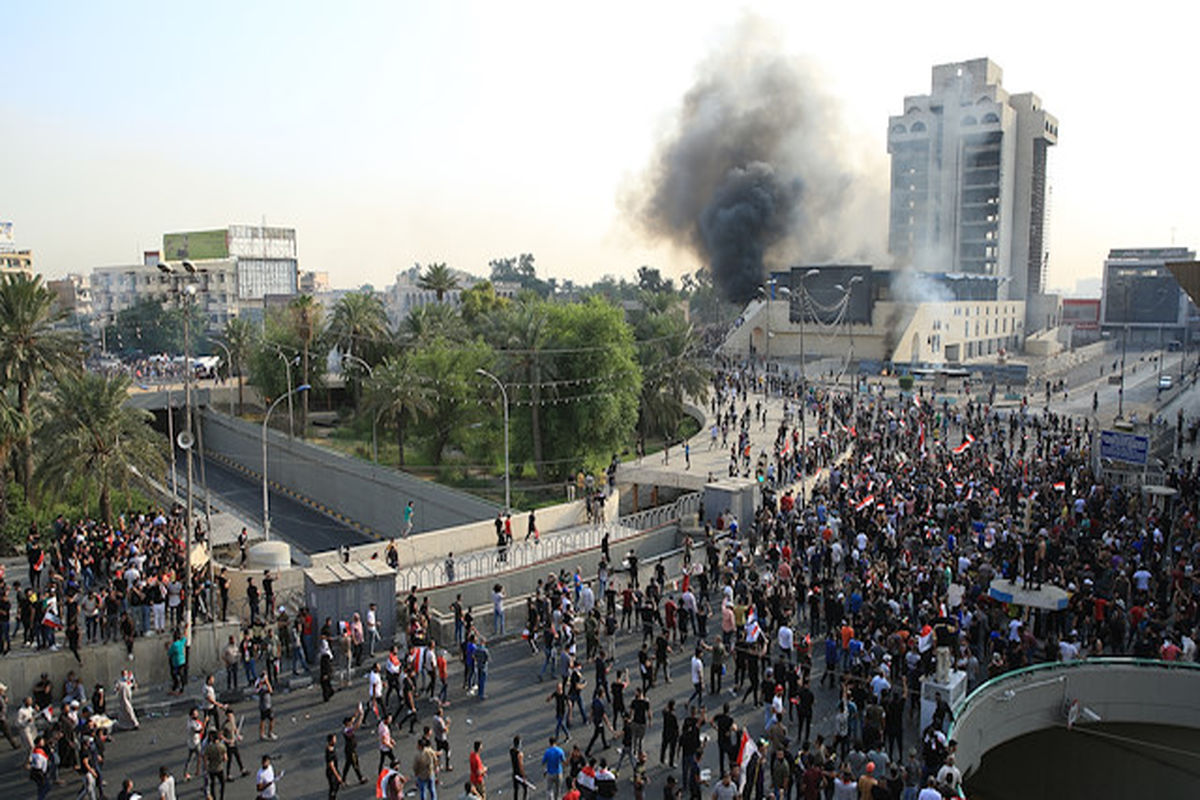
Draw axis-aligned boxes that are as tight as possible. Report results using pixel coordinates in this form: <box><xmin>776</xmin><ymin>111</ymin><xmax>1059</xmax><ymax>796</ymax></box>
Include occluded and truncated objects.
<box><xmin>713</xmin><ymin>703</ymin><xmax>735</xmax><ymax>774</ymax></box>
<box><xmin>629</xmin><ymin>688</ymin><xmax>651</xmax><ymax>755</ymax></box>
<box><xmin>246</xmin><ymin>578</ymin><xmax>259</xmax><ymax>626</ymax></box>
<box><xmin>659</xmin><ymin>700</ymin><xmax>679</xmax><ymax>768</ymax></box>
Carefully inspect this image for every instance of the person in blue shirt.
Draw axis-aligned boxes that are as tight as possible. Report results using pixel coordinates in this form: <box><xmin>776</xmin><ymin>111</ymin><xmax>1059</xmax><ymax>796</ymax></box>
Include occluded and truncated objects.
<box><xmin>541</xmin><ymin>738</ymin><xmax>566</xmax><ymax>800</ymax></box>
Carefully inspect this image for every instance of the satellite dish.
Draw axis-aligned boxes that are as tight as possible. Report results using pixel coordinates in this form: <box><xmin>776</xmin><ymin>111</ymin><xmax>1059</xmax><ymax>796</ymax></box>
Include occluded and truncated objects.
<box><xmin>176</xmin><ymin>431</ymin><xmax>195</xmax><ymax>450</ymax></box>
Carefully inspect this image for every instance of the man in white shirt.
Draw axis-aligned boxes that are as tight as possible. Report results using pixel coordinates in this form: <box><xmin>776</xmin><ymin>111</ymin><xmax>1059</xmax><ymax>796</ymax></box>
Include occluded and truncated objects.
<box><xmin>777</xmin><ymin>624</ymin><xmax>793</xmax><ymax>663</ymax></box>
<box><xmin>256</xmin><ymin>754</ymin><xmax>277</xmax><ymax>800</ymax></box>
<box><xmin>936</xmin><ymin>755</ymin><xmax>962</xmax><ymax>796</ymax></box>
<box><xmin>368</xmin><ymin>664</ymin><xmax>384</xmax><ymax>722</ymax></box>
<box><xmin>366</xmin><ymin>604</ymin><xmax>380</xmax><ymax>656</ymax></box>
<box><xmin>158</xmin><ymin>766</ymin><xmax>177</xmax><ymax>800</ymax></box>
<box><xmin>687</xmin><ymin>649</ymin><xmax>705</xmax><ymax>707</ymax></box>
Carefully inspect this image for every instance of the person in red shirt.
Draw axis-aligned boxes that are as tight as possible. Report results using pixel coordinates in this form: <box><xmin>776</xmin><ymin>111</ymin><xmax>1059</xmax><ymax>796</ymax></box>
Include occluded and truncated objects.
<box><xmin>469</xmin><ymin>740</ymin><xmax>487</xmax><ymax>796</ymax></box>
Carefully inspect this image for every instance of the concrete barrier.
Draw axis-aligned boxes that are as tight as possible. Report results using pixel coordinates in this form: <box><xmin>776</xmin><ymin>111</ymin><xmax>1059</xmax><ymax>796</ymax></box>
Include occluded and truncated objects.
<box><xmin>950</xmin><ymin>657</ymin><xmax>1200</xmax><ymax>777</ymax></box>
<box><xmin>308</xmin><ymin>491</ymin><xmax>620</xmax><ymax>569</ymax></box>
<box><xmin>200</xmin><ymin>407</ymin><xmax>496</xmax><ymax>544</ymax></box>
<box><xmin>0</xmin><ymin>620</ymin><xmax>242</xmax><ymax>702</ymax></box>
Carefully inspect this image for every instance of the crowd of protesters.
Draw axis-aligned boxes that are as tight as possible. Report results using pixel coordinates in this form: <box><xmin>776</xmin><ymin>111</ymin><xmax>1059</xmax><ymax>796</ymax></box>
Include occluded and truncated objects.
<box><xmin>0</xmin><ymin>508</ymin><xmax>212</xmax><ymax>663</ymax></box>
<box><xmin>6</xmin><ymin>358</ymin><xmax>1200</xmax><ymax>800</ymax></box>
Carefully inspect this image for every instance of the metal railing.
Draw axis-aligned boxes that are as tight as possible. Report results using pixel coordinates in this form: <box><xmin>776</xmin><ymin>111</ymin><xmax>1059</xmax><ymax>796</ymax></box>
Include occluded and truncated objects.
<box><xmin>394</xmin><ymin>491</ymin><xmax>701</xmax><ymax>591</ymax></box>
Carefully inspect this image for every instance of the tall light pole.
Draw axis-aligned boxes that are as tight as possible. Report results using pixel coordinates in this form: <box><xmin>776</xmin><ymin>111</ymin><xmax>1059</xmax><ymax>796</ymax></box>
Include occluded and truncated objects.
<box><xmin>262</xmin><ymin>384</ymin><xmax>312</xmax><ymax>541</ymax></box>
<box><xmin>476</xmin><ymin>368</ymin><xmax>510</xmax><ymax>514</ymax></box>
<box><xmin>342</xmin><ymin>353</ymin><xmax>378</xmax><ymax>463</ymax></box>
<box><xmin>271</xmin><ymin>345</ymin><xmax>298</xmax><ymax>437</ymax></box>
<box><xmin>834</xmin><ymin>275</ymin><xmax>864</xmax><ymax>394</ymax></box>
<box><xmin>798</xmin><ymin>269</ymin><xmax>820</xmax><ymax>386</ymax></box>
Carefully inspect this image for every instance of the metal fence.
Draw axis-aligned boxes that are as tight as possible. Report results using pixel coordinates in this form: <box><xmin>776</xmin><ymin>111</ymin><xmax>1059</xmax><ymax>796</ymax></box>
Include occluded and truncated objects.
<box><xmin>395</xmin><ymin>492</ymin><xmax>701</xmax><ymax>591</ymax></box>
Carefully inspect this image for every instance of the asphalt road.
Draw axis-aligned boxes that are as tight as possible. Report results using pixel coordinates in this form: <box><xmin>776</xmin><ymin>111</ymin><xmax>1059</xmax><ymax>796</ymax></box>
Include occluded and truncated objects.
<box><xmin>201</xmin><ymin>456</ymin><xmax>373</xmax><ymax>554</ymax></box>
<box><xmin>2</xmin><ymin>619</ymin><xmax>918</xmax><ymax>800</ymax></box>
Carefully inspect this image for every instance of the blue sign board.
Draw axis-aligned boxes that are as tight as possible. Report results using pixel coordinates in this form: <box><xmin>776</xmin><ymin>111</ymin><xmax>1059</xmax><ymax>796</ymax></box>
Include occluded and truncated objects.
<box><xmin>1100</xmin><ymin>430</ymin><xmax>1149</xmax><ymax>465</ymax></box>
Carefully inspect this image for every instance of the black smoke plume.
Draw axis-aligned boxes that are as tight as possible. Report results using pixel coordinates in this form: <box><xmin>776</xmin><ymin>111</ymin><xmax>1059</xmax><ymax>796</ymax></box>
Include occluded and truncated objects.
<box><xmin>632</xmin><ymin>19</ymin><xmax>877</xmax><ymax>304</ymax></box>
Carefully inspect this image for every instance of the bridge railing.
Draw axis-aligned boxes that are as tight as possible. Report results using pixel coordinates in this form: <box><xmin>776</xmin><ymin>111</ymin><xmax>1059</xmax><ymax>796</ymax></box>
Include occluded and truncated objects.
<box><xmin>395</xmin><ymin>491</ymin><xmax>701</xmax><ymax>591</ymax></box>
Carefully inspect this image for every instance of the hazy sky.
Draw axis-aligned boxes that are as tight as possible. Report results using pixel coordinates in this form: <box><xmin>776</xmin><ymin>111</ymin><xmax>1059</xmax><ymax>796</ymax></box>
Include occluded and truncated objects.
<box><xmin>5</xmin><ymin>1</ymin><xmax>1198</xmax><ymax>295</ymax></box>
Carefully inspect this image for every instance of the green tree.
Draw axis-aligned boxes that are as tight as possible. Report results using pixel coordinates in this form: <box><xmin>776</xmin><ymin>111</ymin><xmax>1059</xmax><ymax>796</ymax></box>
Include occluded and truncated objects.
<box><xmin>492</xmin><ymin>297</ymin><xmax>552</xmax><ymax>480</ymax></box>
<box><xmin>417</xmin><ymin>262</ymin><xmax>460</xmax><ymax>303</ymax></box>
<box><xmin>410</xmin><ymin>337</ymin><xmax>492</xmax><ymax>465</ymax></box>
<box><xmin>287</xmin><ymin>295</ymin><xmax>324</xmax><ymax>436</ymax></box>
<box><xmin>37</xmin><ymin>372</ymin><xmax>165</xmax><ymax>525</ymax></box>
<box><xmin>0</xmin><ymin>274</ymin><xmax>82</xmax><ymax>498</ymax></box>
<box><xmin>534</xmin><ymin>297</ymin><xmax>640</xmax><ymax>478</ymax></box>
<box><xmin>635</xmin><ymin>309</ymin><xmax>710</xmax><ymax>442</ymax></box>
<box><xmin>489</xmin><ymin>253</ymin><xmax>550</xmax><ymax>297</ymax></box>
<box><xmin>403</xmin><ymin>302</ymin><xmax>466</xmax><ymax>346</ymax></box>
<box><xmin>459</xmin><ymin>280</ymin><xmax>510</xmax><ymax>326</ymax></box>
<box><xmin>364</xmin><ymin>354</ymin><xmax>434</xmax><ymax>467</ymax></box>
<box><xmin>327</xmin><ymin>291</ymin><xmax>390</xmax><ymax>406</ymax></box>
<box><xmin>0</xmin><ymin>388</ymin><xmax>29</xmax><ymax>530</ymax></box>
<box><xmin>108</xmin><ymin>297</ymin><xmax>208</xmax><ymax>356</ymax></box>
<box><xmin>219</xmin><ymin>317</ymin><xmax>257</xmax><ymax>416</ymax></box>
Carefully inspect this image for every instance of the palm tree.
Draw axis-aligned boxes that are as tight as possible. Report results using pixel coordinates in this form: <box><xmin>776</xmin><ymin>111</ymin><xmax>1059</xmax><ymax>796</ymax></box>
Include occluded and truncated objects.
<box><xmin>0</xmin><ymin>388</ymin><xmax>29</xmax><ymax>527</ymax></box>
<box><xmin>365</xmin><ymin>355</ymin><xmax>433</xmax><ymax>467</ymax></box>
<box><xmin>636</xmin><ymin>310</ymin><xmax>710</xmax><ymax>442</ymax></box>
<box><xmin>492</xmin><ymin>297</ymin><xmax>551</xmax><ymax>480</ymax></box>
<box><xmin>402</xmin><ymin>302</ymin><xmax>465</xmax><ymax>345</ymax></box>
<box><xmin>220</xmin><ymin>317</ymin><xmax>257</xmax><ymax>416</ymax></box>
<box><xmin>0</xmin><ymin>274</ymin><xmax>82</xmax><ymax>499</ymax></box>
<box><xmin>417</xmin><ymin>263</ymin><xmax>459</xmax><ymax>303</ymax></box>
<box><xmin>37</xmin><ymin>372</ymin><xmax>165</xmax><ymax>525</ymax></box>
<box><xmin>286</xmin><ymin>295</ymin><xmax>323</xmax><ymax>436</ymax></box>
<box><xmin>327</xmin><ymin>291</ymin><xmax>389</xmax><ymax>406</ymax></box>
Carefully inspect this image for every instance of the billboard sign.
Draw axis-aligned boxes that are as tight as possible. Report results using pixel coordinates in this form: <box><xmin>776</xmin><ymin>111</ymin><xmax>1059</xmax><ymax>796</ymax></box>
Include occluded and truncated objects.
<box><xmin>1099</xmin><ymin>429</ymin><xmax>1149</xmax><ymax>465</ymax></box>
<box><xmin>163</xmin><ymin>229</ymin><xmax>228</xmax><ymax>260</ymax></box>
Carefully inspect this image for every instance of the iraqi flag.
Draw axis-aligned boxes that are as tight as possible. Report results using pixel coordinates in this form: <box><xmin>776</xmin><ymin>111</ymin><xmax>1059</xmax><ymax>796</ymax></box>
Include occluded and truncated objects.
<box><xmin>376</xmin><ymin>767</ymin><xmax>400</xmax><ymax>799</ymax></box>
<box><xmin>855</xmin><ymin>495</ymin><xmax>875</xmax><ymax>513</ymax></box>
<box><xmin>744</xmin><ymin>611</ymin><xmax>762</xmax><ymax>643</ymax></box>
<box><xmin>736</xmin><ymin>730</ymin><xmax>759</xmax><ymax>791</ymax></box>
<box><xmin>43</xmin><ymin>611</ymin><xmax>63</xmax><ymax>630</ymax></box>
<box><xmin>1053</xmin><ymin>481</ymin><xmax>1067</xmax><ymax>492</ymax></box>
<box><xmin>953</xmin><ymin>433</ymin><xmax>975</xmax><ymax>455</ymax></box>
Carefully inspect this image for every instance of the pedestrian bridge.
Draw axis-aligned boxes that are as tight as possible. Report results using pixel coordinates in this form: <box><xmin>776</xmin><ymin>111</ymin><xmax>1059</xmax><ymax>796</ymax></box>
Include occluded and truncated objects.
<box><xmin>951</xmin><ymin>658</ymin><xmax>1200</xmax><ymax>789</ymax></box>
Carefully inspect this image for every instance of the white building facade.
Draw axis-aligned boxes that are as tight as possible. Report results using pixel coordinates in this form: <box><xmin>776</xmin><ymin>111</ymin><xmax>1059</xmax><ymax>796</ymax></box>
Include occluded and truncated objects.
<box><xmin>887</xmin><ymin>58</ymin><xmax>1057</xmax><ymax>330</ymax></box>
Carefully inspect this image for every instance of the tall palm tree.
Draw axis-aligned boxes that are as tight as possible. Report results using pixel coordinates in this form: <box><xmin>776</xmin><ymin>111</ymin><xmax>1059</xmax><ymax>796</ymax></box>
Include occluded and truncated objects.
<box><xmin>220</xmin><ymin>316</ymin><xmax>257</xmax><ymax>416</ymax></box>
<box><xmin>37</xmin><ymin>372</ymin><xmax>165</xmax><ymax>525</ymax></box>
<box><xmin>0</xmin><ymin>388</ymin><xmax>29</xmax><ymax>527</ymax></box>
<box><xmin>327</xmin><ymin>291</ymin><xmax>390</xmax><ymax>406</ymax></box>
<box><xmin>287</xmin><ymin>295</ymin><xmax>323</xmax><ymax>436</ymax></box>
<box><xmin>365</xmin><ymin>355</ymin><xmax>433</xmax><ymax>467</ymax></box>
<box><xmin>0</xmin><ymin>274</ymin><xmax>82</xmax><ymax>499</ymax></box>
<box><xmin>417</xmin><ymin>263</ymin><xmax>460</xmax><ymax>303</ymax></box>
<box><xmin>493</xmin><ymin>298</ymin><xmax>552</xmax><ymax>480</ymax></box>
<box><xmin>636</xmin><ymin>310</ymin><xmax>710</xmax><ymax>442</ymax></box>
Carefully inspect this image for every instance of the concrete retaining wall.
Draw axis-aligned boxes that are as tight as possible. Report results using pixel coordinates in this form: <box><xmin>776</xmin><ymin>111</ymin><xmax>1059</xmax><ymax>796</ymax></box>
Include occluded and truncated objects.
<box><xmin>200</xmin><ymin>407</ymin><xmax>496</xmax><ymax>545</ymax></box>
<box><xmin>308</xmin><ymin>491</ymin><xmax>620</xmax><ymax>569</ymax></box>
<box><xmin>951</xmin><ymin>658</ymin><xmax>1200</xmax><ymax>777</ymax></box>
<box><xmin>0</xmin><ymin>621</ymin><xmax>241</xmax><ymax>701</ymax></box>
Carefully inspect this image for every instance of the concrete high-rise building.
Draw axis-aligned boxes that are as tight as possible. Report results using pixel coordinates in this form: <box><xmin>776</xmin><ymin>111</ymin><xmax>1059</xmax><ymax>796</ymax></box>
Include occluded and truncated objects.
<box><xmin>887</xmin><ymin>58</ymin><xmax>1058</xmax><ymax>317</ymax></box>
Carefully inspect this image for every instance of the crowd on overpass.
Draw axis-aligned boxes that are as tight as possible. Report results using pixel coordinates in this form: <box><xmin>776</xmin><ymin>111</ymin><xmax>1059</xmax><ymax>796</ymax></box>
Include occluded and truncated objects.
<box><xmin>1</xmin><ymin>509</ymin><xmax>208</xmax><ymax>662</ymax></box>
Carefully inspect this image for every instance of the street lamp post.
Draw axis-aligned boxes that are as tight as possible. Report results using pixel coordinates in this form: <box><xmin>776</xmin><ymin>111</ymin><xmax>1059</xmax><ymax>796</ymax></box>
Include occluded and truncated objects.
<box><xmin>272</xmin><ymin>346</ymin><xmax>298</xmax><ymax>437</ymax></box>
<box><xmin>835</xmin><ymin>276</ymin><xmax>864</xmax><ymax>397</ymax></box>
<box><xmin>262</xmin><ymin>384</ymin><xmax>312</xmax><ymax>541</ymax></box>
<box><xmin>476</xmin><ymin>368</ymin><xmax>510</xmax><ymax>514</ymax></box>
<box><xmin>342</xmin><ymin>353</ymin><xmax>378</xmax><ymax>463</ymax></box>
